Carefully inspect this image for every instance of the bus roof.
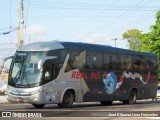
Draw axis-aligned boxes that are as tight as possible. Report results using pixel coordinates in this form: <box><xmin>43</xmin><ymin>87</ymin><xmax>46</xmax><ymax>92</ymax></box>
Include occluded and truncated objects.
<box><xmin>19</xmin><ymin>41</ymin><xmax>157</xmax><ymax>58</ymax></box>
<box><xmin>60</xmin><ymin>41</ymin><xmax>157</xmax><ymax>58</ymax></box>
<box><xmin>19</xmin><ymin>41</ymin><xmax>64</xmax><ymax>51</ymax></box>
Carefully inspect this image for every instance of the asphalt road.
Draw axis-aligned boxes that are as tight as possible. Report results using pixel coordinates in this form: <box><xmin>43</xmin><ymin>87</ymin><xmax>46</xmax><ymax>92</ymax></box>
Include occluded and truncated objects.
<box><xmin>0</xmin><ymin>100</ymin><xmax>160</xmax><ymax>120</ymax></box>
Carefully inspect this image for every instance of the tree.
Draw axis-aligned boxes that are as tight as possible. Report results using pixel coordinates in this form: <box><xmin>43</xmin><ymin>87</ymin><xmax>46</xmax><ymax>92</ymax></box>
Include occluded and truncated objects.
<box><xmin>122</xmin><ymin>10</ymin><xmax>160</xmax><ymax>80</ymax></box>
<box><xmin>140</xmin><ymin>10</ymin><xmax>160</xmax><ymax>57</ymax></box>
<box><xmin>140</xmin><ymin>10</ymin><xmax>160</xmax><ymax>80</ymax></box>
<box><xmin>122</xmin><ymin>29</ymin><xmax>143</xmax><ymax>51</ymax></box>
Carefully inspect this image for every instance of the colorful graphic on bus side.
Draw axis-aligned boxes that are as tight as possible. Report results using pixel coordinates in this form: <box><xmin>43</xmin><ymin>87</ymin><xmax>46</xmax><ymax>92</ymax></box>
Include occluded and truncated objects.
<box><xmin>103</xmin><ymin>71</ymin><xmax>150</xmax><ymax>94</ymax></box>
<box><xmin>71</xmin><ymin>70</ymin><xmax>150</xmax><ymax>94</ymax></box>
<box><xmin>103</xmin><ymin>72</ymin><xmax>118</xmax><ymax>94</ymax></box>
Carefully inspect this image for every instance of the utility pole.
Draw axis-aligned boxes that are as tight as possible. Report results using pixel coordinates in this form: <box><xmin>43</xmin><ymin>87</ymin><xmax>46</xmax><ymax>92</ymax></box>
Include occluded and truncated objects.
<box><xmin>111</xmin><ymin>38</ymin><xmax>117</xmax><ymax>47</ymax></box>
<box><xmin>114</xmin><ymin>38</ymin><xmax>117</xmax><ymax>47</ymax></box>
<box><xmin>18</xmin><ymin>0</ymin><xmax>24</xmax><ymax>48</ymax></box>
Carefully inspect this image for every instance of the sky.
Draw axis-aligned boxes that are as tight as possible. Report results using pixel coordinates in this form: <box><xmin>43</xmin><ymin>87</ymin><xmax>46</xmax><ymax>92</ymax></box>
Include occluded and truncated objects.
<box><xmin>0</xmin><ymin>0</ymin><xmax>160</xmax><ymax>67</ymax></box>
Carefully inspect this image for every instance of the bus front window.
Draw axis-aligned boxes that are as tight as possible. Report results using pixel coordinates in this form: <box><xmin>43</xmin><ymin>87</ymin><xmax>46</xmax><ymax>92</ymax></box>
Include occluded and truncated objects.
<box><xmin>9</xmin><ymin>52</ymin><xmax>46</xmax><ymax>87</ymax></box>
<box><xmin>10</xmin><ymin>54</ymin><xmax>26</xmax><ymax>85</ymax></box>
<box><xmin>24</xmin><ymin>53</ymin><xmax>46</xmax><ymax>85</ymax></box>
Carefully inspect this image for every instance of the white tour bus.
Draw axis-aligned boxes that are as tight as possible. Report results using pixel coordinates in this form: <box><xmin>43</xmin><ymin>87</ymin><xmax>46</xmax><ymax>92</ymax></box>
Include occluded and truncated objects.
<box><xmin>6</xmin><ymin>41</ymin><xmax>158</xmax><ymax>108</ymax></box>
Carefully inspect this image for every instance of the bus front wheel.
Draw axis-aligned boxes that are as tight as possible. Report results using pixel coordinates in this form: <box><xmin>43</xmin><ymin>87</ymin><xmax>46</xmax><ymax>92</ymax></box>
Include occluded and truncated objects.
<box><xmin>57</xmin><ymin>91</ymin><xmax>74</xmax><ymax>108</ymax></box>
<box><xmin>32</xmin><ymin>104</ymin><xmax>45</xmax><ymax>109</ymax></box>
<box><xmin>123</xmin><ymin>90</ymin><xmax>137</xmax><ymax>104</ymax></box>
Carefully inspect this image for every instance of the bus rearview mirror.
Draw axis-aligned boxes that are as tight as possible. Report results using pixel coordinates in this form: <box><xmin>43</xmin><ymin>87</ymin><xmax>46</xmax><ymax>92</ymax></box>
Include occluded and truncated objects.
<box><xmin>1</xmin><ymin>56</ymin><xmax>14</xmax><ymax>68</ymax></box>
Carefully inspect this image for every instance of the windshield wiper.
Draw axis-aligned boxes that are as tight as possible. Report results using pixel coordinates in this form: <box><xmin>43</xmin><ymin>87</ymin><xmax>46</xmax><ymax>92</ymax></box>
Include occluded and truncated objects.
<box><xmin>12</xmin><ymin>62</ymin><xmax>30</xmax><ymax>87</ymax></box>
<box><xmin>12</xmin><ymin>59</ymin><xmax>25</xmax><ymax>86</ymax></box>
<box><xmin>12</xmin><ymin>67</ymin><xmax>23</xmax><ymax>86</ymax></box>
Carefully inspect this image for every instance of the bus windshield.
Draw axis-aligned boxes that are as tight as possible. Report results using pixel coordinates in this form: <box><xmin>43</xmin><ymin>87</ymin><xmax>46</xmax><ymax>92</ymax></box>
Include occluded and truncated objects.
<box><xmin>9</xmin><ymin>52</ymin><xmax>46</xmax><ymax>87</ymax></box>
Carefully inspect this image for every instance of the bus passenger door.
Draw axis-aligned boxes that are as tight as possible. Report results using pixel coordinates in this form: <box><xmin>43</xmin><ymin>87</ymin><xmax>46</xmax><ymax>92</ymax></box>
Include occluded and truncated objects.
<box><xmin>42</xmin><ymin>62</ymin><xmax>62</xmax><ymax>103</ymax></box>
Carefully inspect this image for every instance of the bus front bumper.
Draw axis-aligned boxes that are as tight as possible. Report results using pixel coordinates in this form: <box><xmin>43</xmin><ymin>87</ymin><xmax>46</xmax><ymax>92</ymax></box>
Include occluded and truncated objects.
<box><xmin>7</xmin><ymin>91</ymin><xmax>61</xmax><ymax>104</ymax></box>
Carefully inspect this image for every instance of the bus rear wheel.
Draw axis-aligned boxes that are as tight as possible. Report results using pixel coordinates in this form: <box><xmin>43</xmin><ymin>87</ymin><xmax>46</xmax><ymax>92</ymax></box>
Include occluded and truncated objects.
<box><xmin>123</xmin><ymin>90</ymin><xmax>137</xmax><ymax>104</ymax></box>
<box><xmin>32</xmin><ymin>104</ymin><xmax>45</xmax><ymax>109</ymax></box>
<box><xmin>100</xmin><ymin>101</ymin><xmax>113</xmax><ymax>105</ymax></box>
<box><xmin>57</xmin><ymin>91</ymin><xmax>74</xmax><ymax>108</ymax></box>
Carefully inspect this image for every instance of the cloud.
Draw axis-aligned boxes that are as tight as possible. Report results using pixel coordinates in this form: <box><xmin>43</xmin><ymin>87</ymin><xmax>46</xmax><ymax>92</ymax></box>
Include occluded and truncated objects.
<box><xmin>82</xmin><ymin>32</ymin><xmax>128</xmax><ymax>49</ymax></box>
<box><xmin>27</xmin><ymin>24</ymin><xmax>45</xmax><ymax>36</ymax></box>
<box><xmin>73</xmin><ymin>32</ymin><xmax>127</xmax><ymax>48</ymax></box>
<box><xmin>25</xmin><ymin>24</ymin><xmax>47</xmax><ymax>42</ymax></box>
<box><xmin>83</xmin><ymin>32</ymin><xmax>112</xmax><ymax>44</ymax></box>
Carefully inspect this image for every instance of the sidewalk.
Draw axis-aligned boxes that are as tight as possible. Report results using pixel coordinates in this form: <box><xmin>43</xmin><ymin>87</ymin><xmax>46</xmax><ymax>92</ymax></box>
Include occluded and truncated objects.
<box><xmin>0</xmin><ymin>95</ymin><xmax>8</xmax><ymax>103</ymax></box>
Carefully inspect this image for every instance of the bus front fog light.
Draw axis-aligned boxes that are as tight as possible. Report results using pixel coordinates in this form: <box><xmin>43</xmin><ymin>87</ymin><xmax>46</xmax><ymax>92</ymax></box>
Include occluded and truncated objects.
<box><xmin>33</xmin><ymin>98</ymin><xmax>38</xmax><ymax>102</ymax></box>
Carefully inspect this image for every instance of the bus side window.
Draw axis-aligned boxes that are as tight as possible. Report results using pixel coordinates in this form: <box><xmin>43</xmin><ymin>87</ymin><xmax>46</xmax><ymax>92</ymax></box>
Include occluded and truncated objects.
<box><xmin>132</xmin><ymin>57</ymin><xmax>140</xmax><ymax>70</ymax></box>
<box><xmin>86</xmin><ymin>54</ymin><xmax>96</xmax><ymax>69</ymax></box>
<box><xmin>86</xmin><ymin>52</ymin><xmax>102</xmax><ymax>69</ymax></box>
<box><xmin>73</xmin><ymin>51</ymin><xmax>86</xmax><ymax>69</ymax></box>
<box><xmin>109</xmin><ymin>55</ymin><xmax>113</xmax><ymax>69</ymax></box>
<box><xmin>65</xmin><ymin>50</ymin><xmax>78</xmax><ymax>72</ymax></box>
<box><xmin>146</xmin><ymin>61</ymin><xmax>150</xmax><ymax>70</ymax></box>
<box><xmin>86</xmin><ymin>55</ymin><xmax>90</xmax><ymax>68</ymax></box>
<box><xmin>45</xmin><ymin>71</ymin><xmax>51</xmax><ymax>80</ymax></box>
<box><xmin>44</xmin><ymin>64</ymin><xmax>53</xmax><ymax>82</ymax></box>
<box><xmin>120</xmin><ymin>55</ymin><xmax>125</xmax><ymax>70</ymax></box>
<box><xmin>117</xmin><ymin>55</ymin><xmax>121</xmax><ymax>70</ymax></box>
<box><xmin>140</xmin><ymin>57</ymin><xmax>145</xmax><ymax>70</ymax></box>
<box><xmin>65</xmin><ymin>50</ymin><xmax>86</xmax><ymax>72</ymax></box>
<box><xmin>147</xmin><ymin>58</ymin><xmax>157</xmax><ymax>70</ymax></box>
<box><xmin>125</xmin><ymin>55</ymin><xmax>132</xmax><ymax>70</ymax></box>
<box><xmin>152</xmin><ymin>59</ymin><xmax>157</xmax><ymax>70</ymax></box>
<box><xmin>112</xmin><ymin>55</ymin><xmax>117</xmax><ymax>70</ymax></box>
<box><xmin>132</xmin><ymin>56</ymin><xmax>145</xmax><ymax>70</ymax></box>
<box><xmin>43</xmin><ymin>63</ymin><xmax>59</xmax><ymax>82</ymax></box>
<box><xmin>108</xmin><ymin>54</ymin><xmax>117</xmax><ymax>70</ymax></box>
<box><xmin>92</xmin><ymin>55</ymin><xmax>97</xmax><ymax>68</ymax></box>
<box><xmin>103</xmin><ymin>53</ymin><xmax>110</xmax><ymax>70</ymax></box>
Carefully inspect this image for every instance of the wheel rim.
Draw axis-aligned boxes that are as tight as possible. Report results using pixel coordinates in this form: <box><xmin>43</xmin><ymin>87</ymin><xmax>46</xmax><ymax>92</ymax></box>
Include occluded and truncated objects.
<box><xmin>130</xmin><ymin>92</ymin><xmax>136</xmax><ymax>103</ymax></box>
<box><xmin>64</xmin><ymin>94</ymin><xmax>71</xmax><ymax>104</ymax></box>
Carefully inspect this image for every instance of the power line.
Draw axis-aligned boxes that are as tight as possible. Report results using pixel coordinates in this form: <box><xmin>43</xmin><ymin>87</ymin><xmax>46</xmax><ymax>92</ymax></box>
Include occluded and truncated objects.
<box><xmin>110</xmin><ymin>11</ymin><xmax>155</xmax><ymax>36</ymax></box>
<box><xmin>67</xmin><ymin>0</ymin><xmax>119</xmax><ymax>36</ymax></box>
<box><xmin>28</xmin><ymin>6</ymin><xmax>158</xmax><ymax>11</ymax></box>
<box><xmin>62</xmin><ymin>0</ymin><xmax>117</xmax><ymax>37</ymax></box>
<box><xmin>73</xmin><ymin>0</ymin><xmax>149</xmax><ymax>40</ymax></box>
<box><xmin>0</xmin><ymin>27</ymin><xmax>18</xmax><ymax>31</ymax></box>
<box><xmin>0</xmin><ymin>43</ymin><xmax>16</xmax><ymax>45</ymax></box>
<box><xmin>28</xmin><ymin>15</ymin><xmax>155</xmax><ymax>19</ymax></box>
<box><xmin>28</xmin><ymin>1</ymin><xmax>160</xmax><ymax>9</ymax></box>
<box><xmin>0</xmin><ymin>54</ymin><xmax>14</xmax><ymax>55</ymax></box>
<box><xmin>0</xmin><ymin>48</ymin><xmax>14</xmax><ymax>51</ymax></box>
<box><xmin>28</xmin><ymin>0</ymin><xmax>159</xmax><ymax>11</ymax></box>
<box><xmin>0</xmin><ymin>28</ymin><xmax>18</xmax><ymax>36</ymax></box>
<box><xmin>99</xmin><ymin>0</ymin><xmax>151</xmax><ymax>32</ymax></box>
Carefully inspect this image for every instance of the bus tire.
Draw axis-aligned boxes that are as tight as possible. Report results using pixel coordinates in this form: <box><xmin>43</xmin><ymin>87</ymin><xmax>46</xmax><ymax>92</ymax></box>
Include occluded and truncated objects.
<box><xmin>32</xmin><ymin>104</ymin><xmax>45</xmax><ymax>109</ymax></box>
<box><xmin>57</xmin><ymin>91</ymin><xmax>74</xmax><ymax>108</ymax></box>
<box><xmin>100</xmin><ymin>101</ymin><xmax>113</xmax><ymax>105</ymax></box>
<box><xmin>123</xmin><ymin>90</ymin><xmax>137</xmax><ymax>104</ymax></box>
